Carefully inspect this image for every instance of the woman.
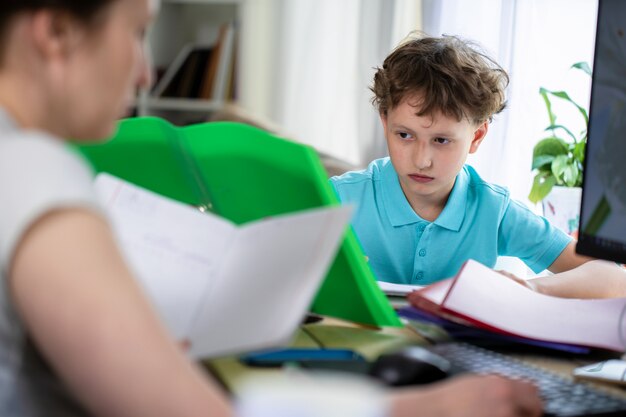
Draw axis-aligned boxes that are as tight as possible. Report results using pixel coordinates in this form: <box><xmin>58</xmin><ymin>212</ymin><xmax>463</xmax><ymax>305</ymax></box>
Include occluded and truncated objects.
<box><xmin>0</xmin><ymin>1</ymin><xmax>542</xmax><ymax>416</ymax></box>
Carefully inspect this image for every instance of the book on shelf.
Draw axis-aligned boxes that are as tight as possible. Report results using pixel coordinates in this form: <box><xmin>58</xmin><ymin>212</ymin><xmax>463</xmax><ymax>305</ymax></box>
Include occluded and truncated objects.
<box><xmin>199</xmin><ymin>22</ymin><xmax>236</xmax><ymax>100</ymax></box>
<box><xmin>152</xmin><ymin>22</ymin><xmax>236</xmax><ymax>101</ymax></box>
<box><xmin>95</xmin><ymin>172</ymin><xmax>352</xmax><ymax>359</ymax></box>
<box><xmin>406</xmin><ymin>259</ymin><xmax>626</xmax><ymax>352</ymax></box>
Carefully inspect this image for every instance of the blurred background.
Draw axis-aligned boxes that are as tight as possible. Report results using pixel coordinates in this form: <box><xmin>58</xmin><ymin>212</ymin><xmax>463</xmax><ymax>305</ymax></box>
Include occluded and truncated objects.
<box><xmin>142</xmin><ymin>0</ymin><xmax>597</xmax><ymax>209</ymax></box>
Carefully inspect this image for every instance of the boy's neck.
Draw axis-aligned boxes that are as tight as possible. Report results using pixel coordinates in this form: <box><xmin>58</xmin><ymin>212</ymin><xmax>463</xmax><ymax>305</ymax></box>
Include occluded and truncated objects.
<box><xmin>402</xmin><ymin>183</ymin><xmax>454</xmax><ymax>222</ymax></box>
<box><xmin>409</xmin><ymin>200</ymin><xmax>447</xmax><ymax>222</ymax></box>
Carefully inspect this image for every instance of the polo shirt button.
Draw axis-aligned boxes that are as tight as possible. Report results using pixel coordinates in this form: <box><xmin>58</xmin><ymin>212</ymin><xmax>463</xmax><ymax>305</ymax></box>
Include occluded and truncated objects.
<box><xmin>419</xmin><ymin>249</ymin><xmax>426</xmax><ymax>257</ymax></box>
<box><xmin>416</xmin><ymin>271</ymin><xmax>424</xmax><ymax>280</ymax></box>
<box><xmin>418</xmin><ymin>224</ymin><xmax>426</xmax><ymax>232</ymax></box>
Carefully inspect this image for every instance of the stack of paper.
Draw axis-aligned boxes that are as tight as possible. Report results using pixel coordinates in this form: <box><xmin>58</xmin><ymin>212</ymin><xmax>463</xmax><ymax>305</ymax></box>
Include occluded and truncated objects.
<box><xmin>407</xmin><ymin>260</ymin><xmax>626</xmax><ymax>352</ymax></box>
<box><xmin>377</xmin><ymin>281</ymin><xmax>424</xmax><ymax>296</ymax></box>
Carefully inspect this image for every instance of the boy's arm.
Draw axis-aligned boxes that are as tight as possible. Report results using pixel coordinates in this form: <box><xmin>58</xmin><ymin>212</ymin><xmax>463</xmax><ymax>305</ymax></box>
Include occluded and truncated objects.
<box><xmin>527</xmin><ymin>242</ymin><xmax>626</xmax><ymax>298</ymax></box>
<box><xmin>10</xmin><ymin>209</ymin><xmax>232</xmax><ymax>417</ymax></box>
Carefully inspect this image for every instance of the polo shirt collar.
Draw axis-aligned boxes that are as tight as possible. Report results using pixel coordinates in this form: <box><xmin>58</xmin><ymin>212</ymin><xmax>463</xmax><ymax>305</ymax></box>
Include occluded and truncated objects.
<box><xmin>381</xmin><ymin>161</ymin><xmax>469</xmax><ymax>231</ymax></box>
<box><xmin>433</xmin><ymin>168</ymin><xmax>469</xmax><ymax>231</ymax></box>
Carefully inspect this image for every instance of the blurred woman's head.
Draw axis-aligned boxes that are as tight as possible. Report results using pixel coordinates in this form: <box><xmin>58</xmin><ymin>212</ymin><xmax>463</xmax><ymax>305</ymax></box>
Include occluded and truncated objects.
<box><xmin>0</xmin><ymin>0</ymin><xmax>155</xmax><ymax>140</ymax></box>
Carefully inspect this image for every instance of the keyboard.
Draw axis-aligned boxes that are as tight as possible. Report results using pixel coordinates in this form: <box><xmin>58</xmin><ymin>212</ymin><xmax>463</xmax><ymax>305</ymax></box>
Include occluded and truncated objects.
<box><xmin>429</xmin><ymin>342</ymin><xmax>626</xmax><ymax>417</ymax></box>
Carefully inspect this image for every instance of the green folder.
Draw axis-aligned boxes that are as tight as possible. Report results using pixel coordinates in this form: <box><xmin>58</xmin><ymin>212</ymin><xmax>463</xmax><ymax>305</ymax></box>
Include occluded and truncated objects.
<box><xmin>74</xmin><ymin>117</ymin><xmax>401</xmax><ymax>327</ymax></box>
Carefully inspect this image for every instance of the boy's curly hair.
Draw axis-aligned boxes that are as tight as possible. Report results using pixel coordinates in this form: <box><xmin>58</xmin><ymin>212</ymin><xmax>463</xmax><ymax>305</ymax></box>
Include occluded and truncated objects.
<box><xmin>371</xmin><ymin>32</ymin><xmax>509</xmax><ymax>124</ymax></box>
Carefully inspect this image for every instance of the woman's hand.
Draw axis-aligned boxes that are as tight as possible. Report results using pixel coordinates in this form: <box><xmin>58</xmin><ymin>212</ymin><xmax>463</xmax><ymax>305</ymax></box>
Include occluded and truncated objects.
<box><xmin>496</xmin><ymin>270</ymin><xmax>539</xmax><ymax>292</ymax></box>
<box><xmin>390</xmin><ymin>374</ymin><xmax>543</xmax><ymax>417</ymax></box>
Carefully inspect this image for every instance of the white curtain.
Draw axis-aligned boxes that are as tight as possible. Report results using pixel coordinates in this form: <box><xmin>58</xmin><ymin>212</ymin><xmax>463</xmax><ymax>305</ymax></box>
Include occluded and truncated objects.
<box><xmin>270</xmin><ymin>0</ymin><xmax>419</xmax><ymax>166</ymax></box>
<box><xmin>422</xmin><ymin>0</ymin><xmax>598</xmax><ymax>204</ymax></box>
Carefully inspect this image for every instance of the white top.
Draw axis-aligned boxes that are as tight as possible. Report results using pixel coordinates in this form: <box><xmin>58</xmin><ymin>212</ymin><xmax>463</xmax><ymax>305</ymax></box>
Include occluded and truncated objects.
<box><xmin>0</xmin><ymin>109</ymin><xmax>101</xmax><ymax>416</ymax></box>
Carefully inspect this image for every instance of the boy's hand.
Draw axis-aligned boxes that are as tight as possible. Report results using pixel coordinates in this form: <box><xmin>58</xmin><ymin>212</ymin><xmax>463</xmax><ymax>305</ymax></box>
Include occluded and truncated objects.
<box><xmin>496</xmin><ymin>270</ymin><xmax>538</xmax><ymax>292</ymax></box>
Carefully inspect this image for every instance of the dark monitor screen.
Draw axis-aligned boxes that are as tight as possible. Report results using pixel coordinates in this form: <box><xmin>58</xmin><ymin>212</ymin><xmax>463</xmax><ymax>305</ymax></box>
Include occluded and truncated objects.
<box><xmin>577</xmin><ymin>0</ymin><xmax>626</xmax><ymax>263</ymax></box>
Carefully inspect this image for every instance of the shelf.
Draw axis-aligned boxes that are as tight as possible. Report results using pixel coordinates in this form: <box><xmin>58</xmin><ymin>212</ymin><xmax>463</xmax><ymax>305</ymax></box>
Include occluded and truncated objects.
<box><xmin>140</xmin><ymin>0</ymin><xmax>242</xmax><ymax>125</ymax></box>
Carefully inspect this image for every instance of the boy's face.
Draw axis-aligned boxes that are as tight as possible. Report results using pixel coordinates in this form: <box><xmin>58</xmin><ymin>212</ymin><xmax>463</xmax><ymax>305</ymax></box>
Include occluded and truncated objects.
<box><xmin>381</xmin><ymin>95</ymin><xmax>488</xmax><ymax>212</ymax></box>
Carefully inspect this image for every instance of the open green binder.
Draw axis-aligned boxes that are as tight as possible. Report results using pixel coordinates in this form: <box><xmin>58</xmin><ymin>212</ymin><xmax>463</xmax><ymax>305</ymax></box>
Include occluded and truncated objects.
<box><xmin>74</xmin><ymin>117</ymin><xmax>401</xmax><ymax>327</ymax></box>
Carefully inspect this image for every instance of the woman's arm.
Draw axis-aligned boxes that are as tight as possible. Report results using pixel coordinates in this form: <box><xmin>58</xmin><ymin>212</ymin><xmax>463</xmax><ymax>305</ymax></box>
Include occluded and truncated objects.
<box><xmin>529</xmin><ymin>242</ymin><xmax>626</xmax><ymax>298</ymax></box>
<box><xmin>389</xmin><ymin>374</ymin><xmax>542</xmax><ymax>417</ymax></box>
<box><xmin>9</xmin><ymin>208</ymin><xmax>232</xmax><ymax>417</ymax></box>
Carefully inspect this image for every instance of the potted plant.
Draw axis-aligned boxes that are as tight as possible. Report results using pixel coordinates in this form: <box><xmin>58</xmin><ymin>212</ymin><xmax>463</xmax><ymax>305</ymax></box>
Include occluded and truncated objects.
<box><xmin>528</xmin><ymin>62</ymin><xmax>591</xmax><ymax>236</ymax></box>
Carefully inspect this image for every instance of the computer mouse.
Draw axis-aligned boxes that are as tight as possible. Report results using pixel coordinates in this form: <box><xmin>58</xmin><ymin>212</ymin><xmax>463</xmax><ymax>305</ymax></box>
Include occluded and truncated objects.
<box><xmin>368</xmin><ymin>346</ymin><xmax>451</xmax><ymax>386</ymax></box>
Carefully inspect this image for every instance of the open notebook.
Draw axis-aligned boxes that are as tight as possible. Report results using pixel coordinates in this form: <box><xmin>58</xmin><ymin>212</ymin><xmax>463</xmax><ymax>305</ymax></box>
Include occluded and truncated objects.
<box><xmin>76</xmin><ymin>117</ymin><xmax>401</xmax><ymax>327</ymax></box>
<box><xmin>95</xmin><ymin>173</ymin><xmax>352</xmax><ymax>359</ymax></box>
<box><xmin>408</xmin><ymin>259</ymin><xmax>626</xmax><ymax>352</ymax></box>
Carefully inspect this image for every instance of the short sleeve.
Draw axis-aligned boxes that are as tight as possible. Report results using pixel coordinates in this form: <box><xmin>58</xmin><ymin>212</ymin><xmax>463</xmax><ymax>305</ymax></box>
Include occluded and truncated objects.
<box><xmin>0</xmin><ymin>132</ymin><xmax>101</xmax><ymax>271</ymax></box>
<box><xmin>498</xmin><ymin>199</ymin><xmax>573</xmax><ymax>273</ymax></box>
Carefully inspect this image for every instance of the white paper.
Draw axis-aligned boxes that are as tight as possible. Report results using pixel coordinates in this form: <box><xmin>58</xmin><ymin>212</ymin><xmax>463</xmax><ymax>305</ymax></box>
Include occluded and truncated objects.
<box><xmin>377</xmin><ymin>281</ymin><xmax>424</xmax><ymax>296</ymax></box>
<box><xmin>574</xmin><ymin>360</ymin><xmax>626</xmax><ymax>385</ymax></box>
<box><xmin>95</xmin><ymin>173</ymin><xmax>352</xmax><ymax>358</ymax></box>
<box><xmin>417</xmin><ymin>259</ymin><xmax>626</xmax><ymax>352</ymax></box>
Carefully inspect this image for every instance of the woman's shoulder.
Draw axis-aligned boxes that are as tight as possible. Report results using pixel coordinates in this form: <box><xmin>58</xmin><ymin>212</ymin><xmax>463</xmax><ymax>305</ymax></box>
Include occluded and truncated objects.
<box><xmin>0</xmin><ymin>129</ymin><xmax>94</xmax><ymax>182</ymax></box>
<box><xmin>0</xmin><ymin>129</ymin><xmax>100</xmax><ymax>265</ymax></box>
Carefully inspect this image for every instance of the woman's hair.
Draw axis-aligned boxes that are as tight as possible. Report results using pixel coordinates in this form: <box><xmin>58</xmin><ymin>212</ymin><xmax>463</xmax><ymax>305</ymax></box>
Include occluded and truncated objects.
<box><xmin>371</xmin><ymin>32</ymin><xmax>509</xmax><ymax>124</ymax></box>
<box><xmin>0</xmin><ymin>0</ymin><xmax>116</xmax><ymax>61</ymax></box>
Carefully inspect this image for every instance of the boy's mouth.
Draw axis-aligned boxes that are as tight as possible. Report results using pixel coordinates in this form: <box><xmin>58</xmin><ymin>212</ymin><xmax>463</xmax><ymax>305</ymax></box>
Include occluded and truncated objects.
<box><xmin>409</xmin><ymin>174</ymin><xmax>434</xmax><ymax>183</ymax></box>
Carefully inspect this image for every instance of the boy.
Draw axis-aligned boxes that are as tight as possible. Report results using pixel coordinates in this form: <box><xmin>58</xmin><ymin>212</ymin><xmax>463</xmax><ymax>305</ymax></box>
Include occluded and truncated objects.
<box><xmin>331</xmin><ymin>33</ymin><xmax>626</xmax><ymax>298</ymax></box>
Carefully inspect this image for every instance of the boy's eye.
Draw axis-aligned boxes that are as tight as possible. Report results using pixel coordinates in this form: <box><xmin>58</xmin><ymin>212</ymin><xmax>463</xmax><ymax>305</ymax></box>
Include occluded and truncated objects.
<box><xmin>434</xmin><ymin>137</ymin><xmax>450</xmax><ymax>144</ymax></box>
<box><xmin>398</xmin><ymin>132</ymin><xmax>413</xmax><ymax>140</ymax></box>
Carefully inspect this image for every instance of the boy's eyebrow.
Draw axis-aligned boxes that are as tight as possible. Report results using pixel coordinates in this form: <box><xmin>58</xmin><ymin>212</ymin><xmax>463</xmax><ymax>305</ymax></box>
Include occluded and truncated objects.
<box><xmin>390</xmin><ymin>123</ymin><xmax>458</xmax><ymax>138</ymax></box>
<box><xmin>390</xmin><ymin>123</ymin><xmax>416</xmax><ymax>132</ymax></box>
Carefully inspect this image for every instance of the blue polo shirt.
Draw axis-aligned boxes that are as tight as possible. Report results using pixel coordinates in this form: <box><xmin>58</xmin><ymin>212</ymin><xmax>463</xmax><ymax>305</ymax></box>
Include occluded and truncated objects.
<box><xmin>330</xmin><ymin>158</ymin><xmax>572</xmax><ymax>285</ymax></box>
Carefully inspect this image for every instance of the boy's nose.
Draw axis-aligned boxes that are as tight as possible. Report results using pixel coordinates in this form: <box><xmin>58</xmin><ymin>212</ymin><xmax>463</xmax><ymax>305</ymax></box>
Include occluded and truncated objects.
<box><xmin>415</xmin><ymin>158</ymin><xmax>432</xmax><ymax>170</ymax></box>
<box><xmin>413</xmin><ymin>147</ymin><xmax>433</xmax><ymax>170</ymax></box>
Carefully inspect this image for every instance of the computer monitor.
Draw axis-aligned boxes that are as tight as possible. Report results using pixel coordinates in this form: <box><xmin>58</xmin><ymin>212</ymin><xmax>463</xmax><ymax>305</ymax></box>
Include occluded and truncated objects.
<box><xmin>577</xmin><ymin>0</ymin><xmax>626</xmax><ymax>263</ymax></box>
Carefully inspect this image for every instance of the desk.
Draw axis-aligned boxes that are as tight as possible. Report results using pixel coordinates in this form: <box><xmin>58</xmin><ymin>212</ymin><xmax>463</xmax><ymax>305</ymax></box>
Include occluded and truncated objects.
<box><xmin>204</xmin><ymin>315</ymin><xmax>626</xmax><ymax>400</ymax></box>
<box><xmin>204</xmin><ymin>316</ymin><xmax>423</xmax><ymax>394</ymax></box>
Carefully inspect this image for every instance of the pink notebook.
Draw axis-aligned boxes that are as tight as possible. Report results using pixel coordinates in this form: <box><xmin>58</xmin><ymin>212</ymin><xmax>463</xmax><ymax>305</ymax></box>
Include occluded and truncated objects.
<box><xmin>408</xmin><ymin>260</ymin><xmax>626</xmax><ymax>352</ymax></box>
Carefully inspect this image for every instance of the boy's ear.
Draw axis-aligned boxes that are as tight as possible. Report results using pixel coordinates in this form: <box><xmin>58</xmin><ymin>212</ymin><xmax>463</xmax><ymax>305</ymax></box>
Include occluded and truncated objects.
<box><xmin>469</xmin><ymin>121</ymin><xmax>489</xmax><ymax>154</ymax></box>
<box><xmin>30</xmin><ymin>10</ymin><xmax>83</xmax><ymax>61</ymax></box>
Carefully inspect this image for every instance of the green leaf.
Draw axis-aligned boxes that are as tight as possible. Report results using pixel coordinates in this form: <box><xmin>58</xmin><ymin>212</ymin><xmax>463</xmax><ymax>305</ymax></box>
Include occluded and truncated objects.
<box><xmin>532</xmin><ymin>61</ymin><xmax>590</xmax><ymax>201</ymax></box>
<box><xmin>573</xmin><ymin>141</ymin><xmax>586</xmax><ymax>163</ymax></box>
<box><xmin>551</xmin><ymin>154</ymin><xmax>570</xmax><ymax>183</ymax></box>
<box><xmin>528</xmin><ymin>174</ymin><xmax>557</xmax><ymax>204</ymax></box>
<box><xmin>539</xmin><ymin>88</ymin><xmax>556</xmax><ymax>127</ymax></box>
<box><xmin>544</xmin><ymin>88</ymin><xmax>589</xmax><ymax>125</ymax></box>
<box><xmin>572</xmin><ymin>61</ymin><xmax>592</xmax><ymax>76</ymax></box>
<box><xmin>533</xmin><ymin>137</ymin><xmax>569</xmax><ymax>159</ymax></box>
<box><xmin>532</xmin><ymin>154</ymin><xmax>555</xmax><ymax>170</ymax></box>
<box><xmin>576</xmin><ymin>169</ymin><xmax>584</xmax><ymax>187</ymax></box>
<box><xmin>563</xmin><ymin>163</ymin><xmax>579</xmax><ymax>187</ymax></box>
<box><xmin>543</xmin><ymin>124</ymin><xmax>577</xmax><ymax>143</ymax></box>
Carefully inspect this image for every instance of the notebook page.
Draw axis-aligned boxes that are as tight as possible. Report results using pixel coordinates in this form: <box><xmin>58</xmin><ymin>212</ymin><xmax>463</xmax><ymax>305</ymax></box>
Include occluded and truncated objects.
<box><xmin>189</xmin><ymin>205</ymin><xmax>352</xmax><ymax>358</ymax></box>
<box><xmin>443</xmin><ymin>260</ymin><xmax>626</xmax><ymax>351</ymax></box>
<box><xmin>95</xmin><ymin>173</ymin><xmax>235</xmax><ymax>340</ymax></box>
